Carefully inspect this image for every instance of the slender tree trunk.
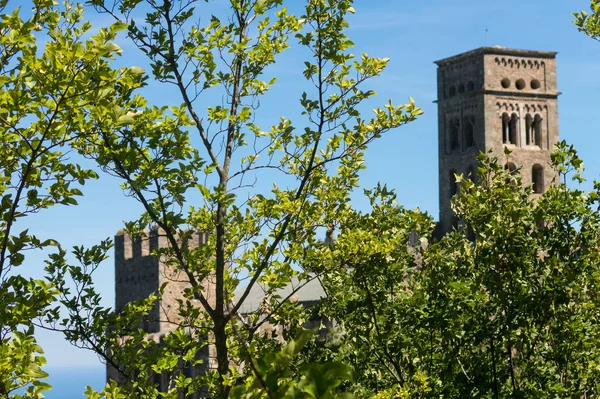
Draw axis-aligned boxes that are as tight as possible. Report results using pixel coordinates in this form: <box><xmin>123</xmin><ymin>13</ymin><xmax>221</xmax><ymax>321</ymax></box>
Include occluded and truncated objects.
<box><xmin>491</xmin><ymin>333</ymin><xmax>499</xmax><ymax>399</ymax></box>
<box><xmin>214</xmin><ymin>181</ymin><xmax>230</xmax><ymax>394</ymax></box>
<box><xmin>214</xmin><ymin>317</ymin><xmax>230</xmax><ymax>396</ymax></box>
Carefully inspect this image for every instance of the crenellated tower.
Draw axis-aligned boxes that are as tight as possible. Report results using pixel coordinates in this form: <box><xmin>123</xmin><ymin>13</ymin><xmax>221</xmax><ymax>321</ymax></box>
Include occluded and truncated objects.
<box><xmin>113</xmin><ymin>228</ymin><xmax>213</xmax><ymax>333</ymax></box>
<box><xmin>435</xmin><ymin>47</ymin><xmax>560</xmax><ymax>234</ymax></box>
<box><xmin>109</xmin><ymin>229</ymin><xmax>215</xmax><ymax>388</ymax></box>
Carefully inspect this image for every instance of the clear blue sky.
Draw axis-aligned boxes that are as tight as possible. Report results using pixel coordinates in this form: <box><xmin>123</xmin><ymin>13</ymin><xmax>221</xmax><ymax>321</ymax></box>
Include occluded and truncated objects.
<box><xmin>18</xmin><ymin>0</ymin><xmax>599</xmax><ymax>371</ymax></box>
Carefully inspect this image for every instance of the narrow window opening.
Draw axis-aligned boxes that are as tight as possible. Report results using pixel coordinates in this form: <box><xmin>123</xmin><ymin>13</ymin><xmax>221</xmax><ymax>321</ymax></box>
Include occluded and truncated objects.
<box><xmin>458</xmin><ymin>83</ymin><xmax>465</xmax><ymax>93</ymax></box>
<box><xmin>449</xmin><ymin>87</ymin><xmax>456</xmax><ymax>97</ymax></box>
<box><xmin>467</xmin><ymin>81</ymin><xmax>474</xmax><ymax>91</ymax></box>
<box><xmin>534</xmin><ymin>114</ymin><xmax>542</xmax><ymax>147</ymax></box>
<box><xmin>525</xmin><ymin>114</ymin><xmax>533</xmax><ymax>145</ymax></box>
<box><xmin>509</xmin><ymin>113</ymin><xmax>518</xmax><ymax>145</ymax></box>
<box><xmin>450</xmin><ymin>119</ymin><xmax>460</xmax><ymax>151</ymax></box>
<box><xmin>464</xmin><ymin>116</ymin><xmax>475</xmax><ymax>149</ymax></box>
<box><xmin>532</xmin><ymin>164</ymin><xmax>544</xmax><ymax>194</ymax></box>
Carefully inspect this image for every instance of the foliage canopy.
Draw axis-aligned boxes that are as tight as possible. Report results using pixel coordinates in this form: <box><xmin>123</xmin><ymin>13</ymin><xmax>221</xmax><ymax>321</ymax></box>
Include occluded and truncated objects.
<box><xmin>574</xmin><ymin>0</ymin><xmax>600</xmax><ymax>41</ymax></box>
<box><xmin>3</xmin><ymin>1</ymin><xmax>600</xmax><ymax>398</ymax></box>
<box><xmin>319</xmin><ymin>142</ymin><xmax>600</xmax><ymax>398</ymax></box>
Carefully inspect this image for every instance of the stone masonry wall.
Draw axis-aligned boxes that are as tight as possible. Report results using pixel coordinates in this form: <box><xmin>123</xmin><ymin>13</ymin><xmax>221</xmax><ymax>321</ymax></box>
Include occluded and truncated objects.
<box><xmin>482</xmin><ymin>52</ymin><xmax>559</xmax><ymax>196</ymax></box>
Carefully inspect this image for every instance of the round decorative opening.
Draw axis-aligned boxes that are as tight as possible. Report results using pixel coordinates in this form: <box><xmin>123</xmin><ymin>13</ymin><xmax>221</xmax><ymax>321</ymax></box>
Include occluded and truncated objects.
<box><xmin>516</xmin><ymin>79</ymin><xmax>526</xmax><ymax>90</ymax></box>
<box><xmin>501</xmin><ymin>78</ymin><xmax>510</xmax><ymax>89</ymax></box>
<box><xmin>458</xmin><ymin>84</ymin><xmax>465</xmax><ymax>93</ymax></box>
<box><xmin>467</xmin><ymin>81</ymin><xmax>474</xmax><ymax>91</ymax></box>
<box><xmin>530</xmin><ymin>79</ymin><xmax>541</xmax><ymax>90</ymax></box>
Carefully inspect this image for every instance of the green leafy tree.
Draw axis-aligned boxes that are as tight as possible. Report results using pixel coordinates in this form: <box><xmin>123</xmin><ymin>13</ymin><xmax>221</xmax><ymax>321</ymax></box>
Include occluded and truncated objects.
<box><xmin>43</xmin><ymin>0</ymin><xmax>421</xmax><ymax>397</ymax></box>
<box><xmin>574</xmin><ymin>0</ymin><xmax>600</xmax><ymax>41</ymax></box>
<box><xmin>0</xmin><ymin>0</ymin><xmax>133</xmax><ymax>396</ymax></box>
<box><xmin>230</xmin><ymin>329</ymin><xmax>355</xmax><ymax>399</ymax></box>
<box><xmin>320</xmin><ymin>143</ymin><xmax>600</xmax><ymax>397</ymax></box>
<box><xmin>317</xmin><ymin>185</ymin><xmax>435</xmax><ymax>396</ymax></box>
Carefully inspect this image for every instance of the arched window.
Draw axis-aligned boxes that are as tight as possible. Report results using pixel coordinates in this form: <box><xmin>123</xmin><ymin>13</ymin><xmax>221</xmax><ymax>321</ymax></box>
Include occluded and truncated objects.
<box><xmin>450</xmin><ymin>119</ymin><xmax>460</xmax><ymax>151</ymax></box>
<box><xmin>467</xmin><ymin>81</ymin><xmax>474</xmax><ymax>91</ymax></box>
<box><xmin>509</xmin><ymin>113</ymin><xmax>518</xmax><ymax>145</ymax></box>
<box><xmin>450</xmin><ymin>169</ymin><xmax>459</xmax><ymax>197</ymax></box>
<box><xmin>532</xmin><ymin>164</ymin><xmax>544</xmax><ymax>194</ymax></box>
<box><xmin>458</xmin><ymin>83</ymin><xmax>465</xmax><ymax>93</ymax></box>
<box><xmin>464</xmin><ymin>116</ymin><xmax>475</xmax><ymax>149</ymax></box>
<box><xmin>449</xmin><ymin>87</ymin><xmax>456</xmax><ymax>97</ymax></box>
<box><xmin>525</xmin><ymin>114</ymin><xmax>533</xmax><ymax>145</ymax></box>
<box><xmin>505</xmin><ymin>162</ymin><xmax>517</xmax><ymax>172</ymax></box>
<box><xmin>534</xmin><ymin>114</ymin><xmax>542</xmax><ymax>147</ymax></box>
<box><xmin>502</xmin><ymin>113</ymin><xmax>510</xmax><ymax>144</ymax></box>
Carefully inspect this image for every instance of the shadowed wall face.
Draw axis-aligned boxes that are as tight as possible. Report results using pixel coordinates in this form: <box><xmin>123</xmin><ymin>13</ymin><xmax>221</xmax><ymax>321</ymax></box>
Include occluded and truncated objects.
<box><xmin>114</xmin><ymin>230</ymin><xmax>161</xmax><ymax>332</ymax></box>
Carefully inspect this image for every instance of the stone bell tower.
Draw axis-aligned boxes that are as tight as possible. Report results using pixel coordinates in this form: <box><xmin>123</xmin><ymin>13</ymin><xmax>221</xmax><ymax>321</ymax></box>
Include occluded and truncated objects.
<box><xmin>435</xmin><ymin>46</ymin><xmax>559</xmax><ymax>234</ymax></box>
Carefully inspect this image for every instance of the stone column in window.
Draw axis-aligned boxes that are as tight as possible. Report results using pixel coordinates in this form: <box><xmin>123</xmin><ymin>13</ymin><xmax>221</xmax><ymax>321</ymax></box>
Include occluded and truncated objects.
<box><xmin>534</xmin><ymin>114</ymin><xmax>542</xmax><ymax>147</ymax></box>
<box><xmin>525</xmin><ymin>114</ymin><xmax>533</xmax><ymax>145</ymax></box>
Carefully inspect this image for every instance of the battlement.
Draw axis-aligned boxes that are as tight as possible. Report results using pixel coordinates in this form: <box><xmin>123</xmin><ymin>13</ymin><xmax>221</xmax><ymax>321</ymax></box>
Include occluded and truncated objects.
<box><xmin>115</xmin><ymin>228</ymin><xmax>161</xmax><ymax>261</ymax></box>
<box><xmin>114</xmin><ymin>228</ymin><xmax>210</xmax><ymax>261</ymax></box>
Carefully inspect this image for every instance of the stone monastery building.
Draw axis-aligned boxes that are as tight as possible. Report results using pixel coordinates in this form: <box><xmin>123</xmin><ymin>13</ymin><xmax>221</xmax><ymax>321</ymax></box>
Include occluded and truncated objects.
<box><xmin>109</xmin><ymin>47</ymin><xmax>560</xmax><ymax>387</ymax></box>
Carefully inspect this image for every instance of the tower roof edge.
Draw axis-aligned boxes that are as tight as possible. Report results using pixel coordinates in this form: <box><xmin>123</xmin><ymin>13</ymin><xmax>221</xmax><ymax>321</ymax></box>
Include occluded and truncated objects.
<box><xmin>434</xmin><ymin>47</ymin><xmax>558</xmax><ymax>66</ymax></box>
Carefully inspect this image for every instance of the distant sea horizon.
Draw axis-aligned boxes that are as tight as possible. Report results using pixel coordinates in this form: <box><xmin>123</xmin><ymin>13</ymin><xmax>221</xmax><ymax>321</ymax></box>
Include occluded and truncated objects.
<box><xmin>41</xmin><ymin>365</ymin><xmax>106</xmax><ymax>399</ymax></box>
